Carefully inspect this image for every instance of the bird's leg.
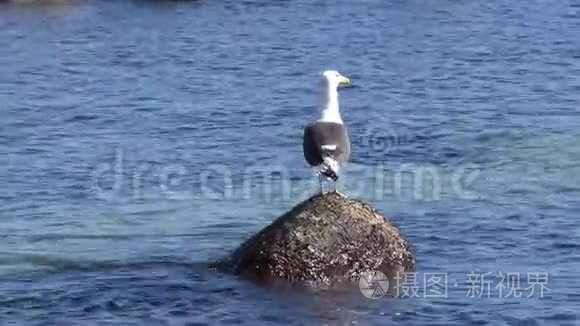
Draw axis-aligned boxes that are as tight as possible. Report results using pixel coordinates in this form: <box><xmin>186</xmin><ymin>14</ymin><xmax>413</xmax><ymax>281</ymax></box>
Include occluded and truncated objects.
<box><xmin>318</xmin><ymin>172</ymin><xmax>327</xmax><ymax>194</ymax></box>
<box><xmin>334</xmin><ymin>187</ymin><xmax>348</xmax><ymax>198</ymax></box>
<box><xmin>322</xmin><ymin>168</ymin><xmax>347</xmax><ymax>197</ymax></box>
<box><xmin>330</xmin><ymin>178</ymin><xmax>337</xmax><ymax>193</ymax></box>
<box><xmin>329</xmin><ymin>177</ymin><xmax>348</xmax><ymax>198</ymax></box>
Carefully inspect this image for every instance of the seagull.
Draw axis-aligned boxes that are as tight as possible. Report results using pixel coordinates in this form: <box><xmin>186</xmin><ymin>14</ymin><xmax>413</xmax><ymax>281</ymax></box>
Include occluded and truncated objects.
<box><xmin>303</xmin><ymin>70</ymin><xmax>352</xmax><ymax>193</ymax></box>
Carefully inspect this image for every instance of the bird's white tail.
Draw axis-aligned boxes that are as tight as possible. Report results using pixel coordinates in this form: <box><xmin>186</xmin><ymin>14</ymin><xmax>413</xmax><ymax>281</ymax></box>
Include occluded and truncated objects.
<box><xmin>320</xmin><ymin>156</ymin><xmax>340</xmax><ymax>180</ymax></box>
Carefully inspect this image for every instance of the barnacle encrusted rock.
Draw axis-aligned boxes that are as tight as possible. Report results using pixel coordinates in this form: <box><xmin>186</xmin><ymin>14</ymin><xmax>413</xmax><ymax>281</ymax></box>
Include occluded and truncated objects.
<box><xmin>226</xmin><ymin>192</ymin><xmax>415</xmax><ymax>286</ymax></box>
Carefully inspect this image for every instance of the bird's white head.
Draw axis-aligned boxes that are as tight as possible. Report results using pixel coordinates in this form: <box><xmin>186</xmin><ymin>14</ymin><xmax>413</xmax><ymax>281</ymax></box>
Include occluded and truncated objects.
<box><xmin>321</xmin><ymin>70</ymin><xmax>351</xmax><ymax>90</ymax></box>
<box><xmin>318</xmin><ymin>70</ymin><xmax>351</xmax><ymax>123</ymax></box>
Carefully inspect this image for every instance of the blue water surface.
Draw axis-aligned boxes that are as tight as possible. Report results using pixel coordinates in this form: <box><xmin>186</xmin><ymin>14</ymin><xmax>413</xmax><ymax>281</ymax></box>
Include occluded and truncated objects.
<box><xmin>1</xmin><ymin>0</ymin><xmax>580</xmax><ymax>324</ymax></box>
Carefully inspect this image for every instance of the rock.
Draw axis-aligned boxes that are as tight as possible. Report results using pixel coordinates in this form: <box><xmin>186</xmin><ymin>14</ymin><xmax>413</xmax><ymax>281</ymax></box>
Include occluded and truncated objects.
<box><xmin>223</xmin><ymin>192</ymin><xmax>415</xmax><ymax>286</ymax></box>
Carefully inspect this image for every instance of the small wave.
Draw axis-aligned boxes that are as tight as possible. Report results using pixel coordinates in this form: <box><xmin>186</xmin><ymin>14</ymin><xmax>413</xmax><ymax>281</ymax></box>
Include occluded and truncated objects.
<box><xmin>25</xmin><ymin>233</ymin><xmax>175</xmax><ymax>242</ymax></box>
<box><xmin>0</xmin><ymin>253</ymin><xmax>211</xmax><ymax>280</ymax></box>
<box><xmin>65</xmin><ymin>114</ymin><xmax>99</xmax><ymax>123</ymax></box>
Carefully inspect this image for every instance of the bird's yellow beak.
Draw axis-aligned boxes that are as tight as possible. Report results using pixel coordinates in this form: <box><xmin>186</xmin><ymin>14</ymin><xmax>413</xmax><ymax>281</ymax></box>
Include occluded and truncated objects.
<box><xmin>339</xmin><ymin>76</ymin><xmax>352</xmax><ymax>85</ymax></box>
